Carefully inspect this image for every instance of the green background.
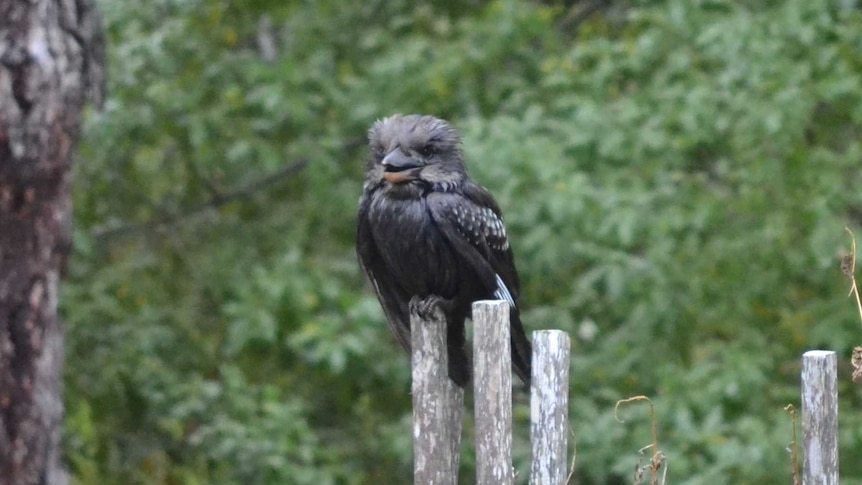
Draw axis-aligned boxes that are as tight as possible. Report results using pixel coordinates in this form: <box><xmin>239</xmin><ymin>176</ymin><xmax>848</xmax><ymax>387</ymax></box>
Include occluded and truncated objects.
<box><xmin>65</xmin><ymin>0</ymin><xmax>862</xmax><ymax>483</ymax></box>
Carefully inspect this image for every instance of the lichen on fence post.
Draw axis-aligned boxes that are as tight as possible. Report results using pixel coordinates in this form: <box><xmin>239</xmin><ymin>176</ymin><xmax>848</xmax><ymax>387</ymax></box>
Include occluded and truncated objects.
<box><xmin>411</xmin><ymin>297</ymin><xmax>464</xmax><ymax>485</ymax></box>
<box><xmin>473</xmin><ymin>300</ymin><xmax>514</xmax><ymax>485</ymax></box>
<box><xmin>530</xmin><ymin>330</ymin><xmax>571</xmax><ymax>485</ymax></box>
<box><xmin>801</xmin><ymin>350</ymin><xmax>838</xmax><ymax>485</ymax></box>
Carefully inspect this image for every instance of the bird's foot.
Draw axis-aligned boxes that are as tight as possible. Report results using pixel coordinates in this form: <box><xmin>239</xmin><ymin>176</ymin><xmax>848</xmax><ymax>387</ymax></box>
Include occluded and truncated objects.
<box><xmin>409</xmin><ymin>295</ymin><xmax>454</xmax><ymax>320</ymax></box>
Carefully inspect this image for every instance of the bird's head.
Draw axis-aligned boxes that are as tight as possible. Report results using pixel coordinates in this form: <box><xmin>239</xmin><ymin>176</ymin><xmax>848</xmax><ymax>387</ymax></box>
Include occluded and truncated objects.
<box><xmin>365</xmin><ymin>114</ymin><xmax>467</xmax><ymax>195</ymax></box>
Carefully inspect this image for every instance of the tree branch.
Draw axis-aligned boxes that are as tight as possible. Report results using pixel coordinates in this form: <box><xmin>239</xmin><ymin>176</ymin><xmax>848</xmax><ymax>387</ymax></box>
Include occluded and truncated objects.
<box><xmin>556</xmin><ymin>0</ymin><xmax>612</xmax><ymax>34</ymax></box>
<box><xmin>91</xmin><ymin>160</ymin><xmax>308</xmax><ymax>243</ymax></box>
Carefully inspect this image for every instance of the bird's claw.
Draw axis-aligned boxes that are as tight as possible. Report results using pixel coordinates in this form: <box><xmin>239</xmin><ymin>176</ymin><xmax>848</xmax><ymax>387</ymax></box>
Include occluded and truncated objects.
<box><xmin>409</xmin><ymin>295</ymin><xmax>452</xmax><ymax>320</ymax></box>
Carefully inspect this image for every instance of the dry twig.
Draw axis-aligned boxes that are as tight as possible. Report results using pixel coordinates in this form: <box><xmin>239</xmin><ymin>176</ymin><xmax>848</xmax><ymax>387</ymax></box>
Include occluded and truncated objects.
<box><xmin>784</xmin><ymin>404</ymin><xmax>800</xmax><ymax>485</ymax></box>
<box><xmin>565</xmin><ymin>425</ymin><xmax>577</xmax><ymax>484</ymax></box>
<box><xmin>615</xmin><ymin>396</ymin><xmax>666</xmax><ymax>485</ymax></box>
<box><xmin>843</xmin><ymin>227</ymin><xmax>862</xmax><ymax>381</ymax></box>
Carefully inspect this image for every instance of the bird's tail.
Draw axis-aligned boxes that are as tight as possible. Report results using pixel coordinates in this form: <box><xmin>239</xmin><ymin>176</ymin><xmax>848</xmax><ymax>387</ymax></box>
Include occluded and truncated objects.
<box><xmin>510</xmin><ymin>307</ymin><xmax>532</xmax><ymax>386</ymax></box>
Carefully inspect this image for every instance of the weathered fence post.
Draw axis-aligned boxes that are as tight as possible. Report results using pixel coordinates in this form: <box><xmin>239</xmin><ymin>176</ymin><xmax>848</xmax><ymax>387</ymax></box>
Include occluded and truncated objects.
<box><xmin>411</xmin><ymin>298</ymin><xmax>464</xmax><ymax>485</ymax></box>
<box><xmin>473</xmin><ymin>300</ymin><xmax>514</xmax><ymax>485</ymax></box>
<box><xmin>530</xmin><ymin>330</ymin><xmax>571</xmax><ymax>485</ymax></box>
<box><xmin>801</xmin><ymin>350</ymin><xmax>838</xmax><ymax>485</ymax></box>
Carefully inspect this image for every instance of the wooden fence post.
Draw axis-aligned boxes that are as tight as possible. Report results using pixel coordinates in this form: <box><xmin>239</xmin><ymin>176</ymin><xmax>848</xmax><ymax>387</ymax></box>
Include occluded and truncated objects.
<box><xmin>530</xmin><ymin>330</ymin><xmax>571</xmax><ymax>485</ymax></box>
<box><xmin>801</xmin><ymin>350</ymin><xmax>838</xmax><ymax>485</ymax></box>
<box><xmin>473</xmin><ymin>300</ymin><xmax>514</xmax><ymax>485</ymax></box>
<box><xmin>411</xmin><ymin>298</ymin><xmax>464</xmax><ymax>485</ymax></box>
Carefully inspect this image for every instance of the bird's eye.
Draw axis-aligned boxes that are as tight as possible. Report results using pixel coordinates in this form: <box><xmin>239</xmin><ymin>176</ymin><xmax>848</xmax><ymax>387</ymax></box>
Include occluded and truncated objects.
<box><xmin>418</xmin><ymin>144</ymin><xmax>436</xmax><ymax>158</ymax></box>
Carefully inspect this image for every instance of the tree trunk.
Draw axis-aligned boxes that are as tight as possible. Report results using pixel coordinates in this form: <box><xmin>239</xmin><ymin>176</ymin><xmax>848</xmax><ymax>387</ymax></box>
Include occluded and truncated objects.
<box><xmin>0</xmin><ymin>0</ymin><xmax>103</xmax><ymax>484</ymax></box>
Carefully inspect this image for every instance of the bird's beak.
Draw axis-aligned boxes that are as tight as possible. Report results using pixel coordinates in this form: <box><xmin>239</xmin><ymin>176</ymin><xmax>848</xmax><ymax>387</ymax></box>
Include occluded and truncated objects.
<box><xmin>382</xmin><ymin>148</ymin><xmax>421</xmax><ymax>184</ymax></box>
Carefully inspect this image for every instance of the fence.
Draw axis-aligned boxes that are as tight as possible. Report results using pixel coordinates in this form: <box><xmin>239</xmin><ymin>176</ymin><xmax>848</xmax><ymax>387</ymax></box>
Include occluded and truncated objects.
<box><xmin>411</xmin><ymin>300</ymin><xmax>839</xmax><ymax>484</ymax></box>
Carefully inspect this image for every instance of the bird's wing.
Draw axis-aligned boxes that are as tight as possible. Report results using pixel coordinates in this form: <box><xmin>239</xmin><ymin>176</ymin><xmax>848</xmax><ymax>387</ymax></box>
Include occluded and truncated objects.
<box><xmin>426</xmin><ymin>181</ymin><xmax>520</xmax><ymax>307</ymax></box>
<box><xmin>427</xmin><ymin>182</ymin><xmax>532</xmax><ymax>384</ymax></box>
<box><xmin>356</xmin><ymin>194</ymin><xmax>413</xmax><ymax>352</ymax></box>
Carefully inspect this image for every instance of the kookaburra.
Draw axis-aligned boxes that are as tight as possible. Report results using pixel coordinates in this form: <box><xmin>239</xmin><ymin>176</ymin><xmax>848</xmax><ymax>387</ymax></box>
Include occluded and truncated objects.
<box><xmin>356</xmin><ymin>114</ymin><xmax>531</xmax><ymax>387</ymax></box>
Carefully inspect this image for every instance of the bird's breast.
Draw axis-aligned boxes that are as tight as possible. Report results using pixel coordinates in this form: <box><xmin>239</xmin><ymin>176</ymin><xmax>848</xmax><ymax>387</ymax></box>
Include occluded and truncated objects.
<box><xmin>367</xmin><ymin>192</ymin><xmax>459</xmax><ymax>297</ymax></box>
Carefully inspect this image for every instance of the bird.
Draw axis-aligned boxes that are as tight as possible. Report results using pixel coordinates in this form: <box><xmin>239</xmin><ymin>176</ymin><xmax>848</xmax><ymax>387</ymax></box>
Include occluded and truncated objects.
<box><xmin>356</xmin><ymin>113</ymin><xmax>532</xmax><ymax>387</ymax></box>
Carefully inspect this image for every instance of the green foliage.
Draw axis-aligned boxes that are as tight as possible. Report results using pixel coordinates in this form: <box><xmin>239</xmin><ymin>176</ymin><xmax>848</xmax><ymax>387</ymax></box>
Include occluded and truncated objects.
<box><xmin>66</xmin><ymin>0</ymin><xmax>862</xmax><ymax>483</ymax></box>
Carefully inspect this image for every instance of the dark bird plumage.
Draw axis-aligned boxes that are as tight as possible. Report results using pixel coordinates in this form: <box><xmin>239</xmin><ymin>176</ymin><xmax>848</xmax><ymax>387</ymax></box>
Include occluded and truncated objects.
<box><xmin>356</xmin><ymin>114</ymin><xmax>532</xmax><ymax>387</ymax></box>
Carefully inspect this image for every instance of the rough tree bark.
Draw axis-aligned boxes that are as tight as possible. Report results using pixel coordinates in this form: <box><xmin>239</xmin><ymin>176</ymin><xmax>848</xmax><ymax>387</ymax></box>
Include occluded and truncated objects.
<box><xmin>0</xmin><ymin>1</ymin><xmax>103</xmax><ymax>484</ymax></box>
